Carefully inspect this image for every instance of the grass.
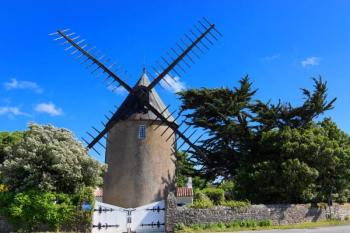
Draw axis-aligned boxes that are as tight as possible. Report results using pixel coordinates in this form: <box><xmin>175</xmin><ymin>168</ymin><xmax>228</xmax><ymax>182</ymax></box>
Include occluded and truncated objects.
<box><xmin>175</xmin><ymin>219</ymin><xmax>350</xmax><ymax>232</ymax></box>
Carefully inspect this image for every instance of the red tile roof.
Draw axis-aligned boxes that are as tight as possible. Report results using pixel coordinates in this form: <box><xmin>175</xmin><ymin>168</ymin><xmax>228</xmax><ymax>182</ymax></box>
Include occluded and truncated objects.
<box><xmin>94</xmin><ymin>187</ymin><xmax>103</xmax><ymax>197</ymax></box>
<box><xmin>176</xmin><ymin>187</ymin><xmax>193</xmax><ymax>197</ymax></box>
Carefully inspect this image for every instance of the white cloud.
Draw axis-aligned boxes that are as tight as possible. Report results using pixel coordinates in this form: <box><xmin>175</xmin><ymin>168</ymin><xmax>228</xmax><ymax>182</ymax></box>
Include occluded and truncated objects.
<box><xmin>160</xmin><ymin>74</ymin><xmax>186</xmax><ymax>93</ymax></box>
<box><xmin>35</xmin><ymin>102</ymin><xmax>63</xmax><ymax>116</ymax></box>
<box><xmin>301</xmin><ymin>57</ymin><xmax>320</xmax><ymax>67</ymax></box>
<box><xmin>262</xmin><ymin>54</ymin><xmax>280</xmax><ymax>62</ymax></box>
<box><xmin>0</xmin><ymin>106</ymin><xmax>29</xmax><ymax>117</ymax></box>
<box><xmin>4</xmin><ymin>78</ymin><xmax>43</xmax><ymax>93</ymax></box>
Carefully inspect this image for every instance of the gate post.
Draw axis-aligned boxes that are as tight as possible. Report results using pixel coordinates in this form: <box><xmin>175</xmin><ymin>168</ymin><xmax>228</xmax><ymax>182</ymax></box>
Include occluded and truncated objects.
<box><xmin>165</xmin><ymin>192</ymin><xmax>177</xmax><ymax>233</ymax></box>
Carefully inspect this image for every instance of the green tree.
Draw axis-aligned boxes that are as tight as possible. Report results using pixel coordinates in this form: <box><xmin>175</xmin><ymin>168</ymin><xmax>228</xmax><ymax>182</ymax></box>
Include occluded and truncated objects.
<box><xmin>237</xmin><ymin>119</ymin><xmax>350</xmax><ymax>203</ymax></box>
<box><xmin>176</xmin><ymin>151</ymin><xmax>194</xmax><ymax>187</ymax></box>
<box><xmin>175</xmin><ymin>151</ymin><xmax>207</xmax><ymax>189</ymax></box>
<box><xmin>0</xmin><ymin>123</ymin><xmax>104</xmax><ymax>193</ymax></box>
<box><xmin>178</xmin><ymin>76</ymin><xmax>349</xmax><ymax>203</ymax></box>
<box><xmin>179</xmin><ymin>77</ymin><xmax>258</xmax><ymax>181</ymax></box>
<box><xmin>316</xmin><ymin>119</ymin><xmax>350</xmax><ymax>203</ymax></box>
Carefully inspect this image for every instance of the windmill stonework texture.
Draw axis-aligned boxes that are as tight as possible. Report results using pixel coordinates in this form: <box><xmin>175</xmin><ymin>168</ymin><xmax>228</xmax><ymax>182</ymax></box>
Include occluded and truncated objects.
<box><xmin>104</xmin><ymin>73</ymin><xmax>176</xmax><ymax>207</ymax></box>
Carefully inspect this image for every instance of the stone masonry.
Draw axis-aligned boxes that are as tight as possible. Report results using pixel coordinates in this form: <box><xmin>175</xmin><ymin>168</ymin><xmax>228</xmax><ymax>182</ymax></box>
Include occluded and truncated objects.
<box><xmin>165</xmin><ymin>192</ymin><xmax>350</xmax><ymax>232</ymax></box>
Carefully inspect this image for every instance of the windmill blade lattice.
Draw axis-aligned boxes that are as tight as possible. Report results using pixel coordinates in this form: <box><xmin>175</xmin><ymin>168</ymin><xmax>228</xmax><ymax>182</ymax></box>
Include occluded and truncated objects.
<box><xmin>50</xmin><ymin>29</ymin><xmax>133</xmax><ymax>93</ymax></box>
<box><xmin>144</xmin><ymin>102</ymin><xmax>209</xmax><ymax>163</ymax></box>
<box><xmin>50</xmin><ymin>17</ymin><xmax>221</xmax><ymax>158</ymax></box>
<box><xmin>146</xmin><ymin>17</ymin><xmax>222</xmax><ymax>91</ymax></box>
<box><xmin>83</xmin><ymin>94</ymin><xmax>142</xmax><ymax>149</ymax></box>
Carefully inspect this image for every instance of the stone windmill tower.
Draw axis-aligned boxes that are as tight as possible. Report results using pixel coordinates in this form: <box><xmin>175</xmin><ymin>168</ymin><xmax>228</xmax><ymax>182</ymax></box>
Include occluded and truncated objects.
<box><xmin>51</xmin><ymin>18</ymin><xmax>221</xmax><ymax>208</ymax></box>
<box><xmin>104</xmin><ymin>71</ymin><xmax>176</xmax><ymax>207</ymax></box>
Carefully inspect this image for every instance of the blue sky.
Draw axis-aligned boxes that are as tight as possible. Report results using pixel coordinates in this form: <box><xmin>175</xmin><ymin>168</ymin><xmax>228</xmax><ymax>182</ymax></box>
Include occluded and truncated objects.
<box><xmin>1</xmin><ymin>1</ymin><xmax>350</xmax><ymax>160</ymax></box>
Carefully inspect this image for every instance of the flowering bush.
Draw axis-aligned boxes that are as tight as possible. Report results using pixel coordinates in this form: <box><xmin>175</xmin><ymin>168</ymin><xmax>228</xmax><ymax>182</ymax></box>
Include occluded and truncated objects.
<box><xmin>0</xmin><ymin>123</ymin><xmax>104</xmax><ymax>193</ymax></box>
<box><xmin>0</xmin><ymin>124</ymin><xmax>101</xmax><ymax>231</ymax></box>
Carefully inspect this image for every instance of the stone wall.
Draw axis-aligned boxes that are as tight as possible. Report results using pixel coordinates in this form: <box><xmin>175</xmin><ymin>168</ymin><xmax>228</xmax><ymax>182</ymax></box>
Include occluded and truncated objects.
<box><xmin>173</xmin><ymin>204</ymin><xmax>329</xmax><ymax>226</ymax></box>
<box><xmin>165</xmin><ymin>193</ymin><xmax>350</xmax><ymax>232</ymax></box>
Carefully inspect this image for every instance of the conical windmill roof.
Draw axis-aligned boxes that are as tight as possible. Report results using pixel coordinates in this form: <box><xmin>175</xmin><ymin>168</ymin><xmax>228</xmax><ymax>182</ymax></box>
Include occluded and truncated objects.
<box><xmin>119</xmin><ymin>72</ymin><xmax>175</xmax><ymax>122</ymax></box>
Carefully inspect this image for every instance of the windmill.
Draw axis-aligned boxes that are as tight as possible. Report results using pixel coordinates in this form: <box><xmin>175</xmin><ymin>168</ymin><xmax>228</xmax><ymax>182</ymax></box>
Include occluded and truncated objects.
<box><xmin>50</xmin><ymin>18</ymin><xmax>221</xmax><ymax>208</ymax></box>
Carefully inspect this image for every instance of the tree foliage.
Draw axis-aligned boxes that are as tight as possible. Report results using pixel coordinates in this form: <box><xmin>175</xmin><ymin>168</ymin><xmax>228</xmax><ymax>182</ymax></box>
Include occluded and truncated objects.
<box><xmin>237</xmin><ymin>118</ymin><xmax>350</xmax><ymax>204</ymax></box>
<box><xmin>178</xmin><ymin>76</ymin><xmax>350</xmax><ymax>203</ymax></box>
<box><xmin>176</xmin><ymin>151</ymin><xmax>195</xmax><ymax>187</ymax></box>
<box><xmin>0</xmin><ymin>124</ymin><xmax>99</xmax><ymax>231</ymax></box>
<box><xmin>0</xmin><ymin>187</ymin><xmax>94</xmax><ymax>232</ymax></box>
<box><xmin>176</xmin><ymin>151</ymin><xmax>207</xmax><ymax>189</ymax></box>
<box><xmin>0</xmin><ymin>131</ymin><xmax>23</xmax><ymax>165</ymax></box>
<box><xmin>0</xmin><ymin>123</ymin><xmax>103</xmax><ymax>193</ymax></box>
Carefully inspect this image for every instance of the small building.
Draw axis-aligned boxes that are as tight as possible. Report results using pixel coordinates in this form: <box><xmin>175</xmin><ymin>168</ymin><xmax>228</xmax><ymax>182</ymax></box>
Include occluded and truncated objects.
<box><xmin>176</xmin><ymin>177</ymin><xmax>193</xmax><ymax>206</ymax></box>
<box><xmin>94</xmin><ymin>187</ymin><xmax>103</xmax><ymax>202</ymax></box>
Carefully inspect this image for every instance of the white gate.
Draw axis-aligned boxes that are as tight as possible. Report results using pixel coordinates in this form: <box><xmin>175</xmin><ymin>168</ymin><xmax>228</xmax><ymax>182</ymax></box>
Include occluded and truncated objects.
<box><xmin>92</xmin><ymin>200</ymin><xmax>165</xmax><ymax>233</ymax></box>
<box><xmin>92</xmin><ymin>202</ymin><xmax>127</xmax><ymax>233</ymax></box>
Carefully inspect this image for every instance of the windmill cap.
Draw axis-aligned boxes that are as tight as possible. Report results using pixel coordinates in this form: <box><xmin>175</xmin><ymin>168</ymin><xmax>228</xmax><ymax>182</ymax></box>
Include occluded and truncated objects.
<box><xmin>125</xmin><ymin>72</ymin><xmax>175</xmax><ymax>122</ymax></box>
<box><xmin>136</xmin><ymin>69</ymin><xmax>151</xmax><ymax>87</ymax></box>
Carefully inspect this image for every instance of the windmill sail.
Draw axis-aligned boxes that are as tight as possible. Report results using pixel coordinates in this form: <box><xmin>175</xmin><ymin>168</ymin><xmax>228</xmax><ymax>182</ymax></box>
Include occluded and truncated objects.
<box><xmin>53</xmin><ymin>30</ymin><xmax>133</xmax><ymax>93</ymax></box>
<box><xmin>147</xmin><ymin>18</ymin><xmax>221</xmax><ymax>90</ymax></box>
<box><xmin>51</xmin><ymin>17</ymin><xmax>221</xmax><ymax>158</ymax></box>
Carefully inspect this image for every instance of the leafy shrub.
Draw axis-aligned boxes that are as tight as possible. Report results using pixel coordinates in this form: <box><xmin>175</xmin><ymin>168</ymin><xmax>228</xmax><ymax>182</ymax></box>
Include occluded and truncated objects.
<box><xmin>226</xmin><ymin>220</ymin><xmax>240</xmax><ymax>228</ymax></box>
<box><xmin>0</xmin><ymin>188</ymin><xmax>94</xmax><ymax>232</ymax></box>
<box><xmin>215</xmin><ymin>222</ymin><xmax>226</xmax><ymax>229</ymax></box>
<box><xmin>175</xmin><ymin>223</ymin><xmax>186</xmax><ymax>231</ymax></box>
<box><xmin>221</xmin><ymin>200</ymin><xmax>251</xmax><ymax>208</ymax></box>
<box><xmin>3</xmin><ymin>190</ymin><xmax>74</xmax><ymax>231</ymax></box>
<box><xmin>258</xmin><ymin>219</ymin><xmax>272</xmax><ymax>226</ymax></box>
<box><xmin>71</xmin><ymin>187</ymin><xmax>95</xmax><ymax>231</ymax></box>
<box><xmin>191</xmin><ymin>189</ymin><xmax>214</xmax><ymax>208</ymax></box>
<box><xmin>0</xmin><ymin>191</ymin><xmax>13</xmax><ymax>216</ymax></box>
<box><xmin>245</xmin><ymin>220</ymin><xmax>257</xmax><ymax>227</ymax></box>
<box><xmin>202</xmin><ymin>223</ymin><xmax>211</xmax><ymax>229</ymax></box>
<box><xmin>181</xmin><ymin>219</ymin><xmax>273</xmax><ymax>232</ymax></box>
<box><xmin>202</xmin><ymin>187</ymin><xmax>225</xmax><ymax>205</ymax></box>
<box><xmin>239</xmin><ymin>220</ymin><xmax>246</xmax><ymax>227</ymax></box>
<box><xmin>191</xmin><ymin>224</ymin><xmax>202</xmax><ymax>230</ymax></box>
<box><xmin>219</xmin><ymin>180</ymin><xmax>235</xmax><ymax>200</ymax></box>
<box><xmin>193</xmin><ymin>189</ymin><xmax>212</xmax><ymax>203</ymax></box>
<box><xmin>190</xmin><ymin>199</ymin><xmax>214</xmax><ymax>209</ymax></box>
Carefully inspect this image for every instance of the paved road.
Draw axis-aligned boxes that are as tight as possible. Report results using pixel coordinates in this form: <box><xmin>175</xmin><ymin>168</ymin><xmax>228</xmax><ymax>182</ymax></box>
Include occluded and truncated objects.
<box><xmin>234</xmin><ymin>224</ymin><xmax>350</xmax><ymax>233</ymax></box>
